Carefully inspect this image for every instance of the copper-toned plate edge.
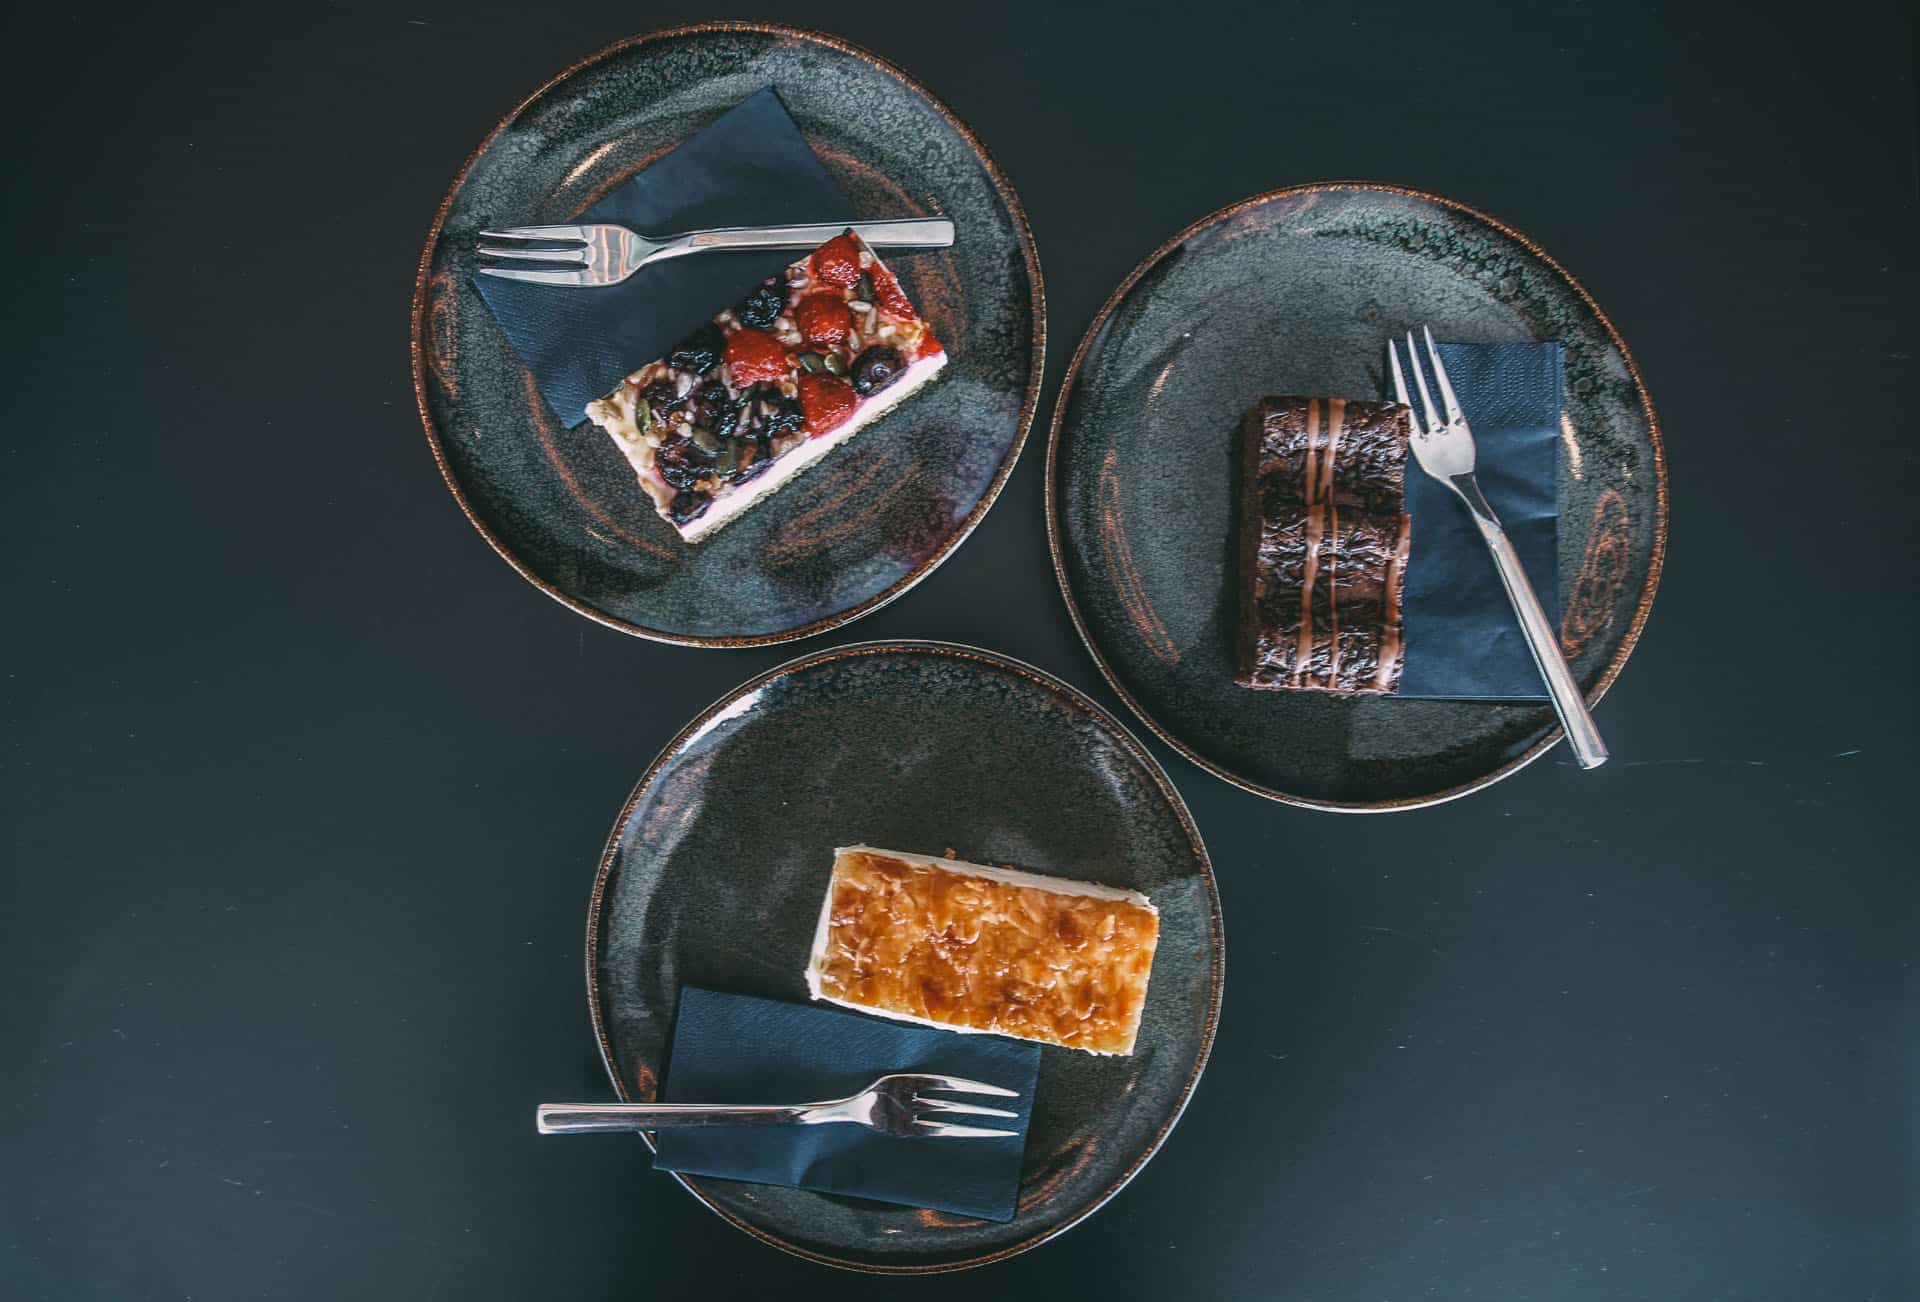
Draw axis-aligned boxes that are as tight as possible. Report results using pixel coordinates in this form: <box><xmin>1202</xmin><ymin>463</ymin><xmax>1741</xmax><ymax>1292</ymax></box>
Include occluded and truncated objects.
<box><xmin>582</xmin><ymin>640</ymin><xmax>1225</xmax><ymax>1273</ymax></box>
<box><xmin>1044</xmin><ymin>180</ymin><xmax>1669</xmax><ymax>812</ymax></box>
<box><xmin>408</xmin><ymin>22</ymin><xmax>1046</xmax><ymax>648</ymax></box>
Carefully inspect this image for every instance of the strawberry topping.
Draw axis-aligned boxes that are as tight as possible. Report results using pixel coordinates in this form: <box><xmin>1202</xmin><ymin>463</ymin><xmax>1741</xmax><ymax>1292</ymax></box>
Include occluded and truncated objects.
<box><xmin>798</xmin><ymin>373</ymin><xmax>859</xmax><ymax>437</ymax></box>
<box><xmin>793</xmin><ymin>293</ymin><xmax>854</xmax><ymax>348</ymax></box>
<box><xmin>867</xmin><ymin>261</ymin><xmax>916</xmax><ymax>318</ymax></box>
<box><xmin>810</xmin><ymin>233</ymin><xmax>864</xmax><ymax>288</ymax></box>
<box><xmin>723</xmin><ymin>327</ymin><xmax>788</xmax><ymax>386</ymax></box>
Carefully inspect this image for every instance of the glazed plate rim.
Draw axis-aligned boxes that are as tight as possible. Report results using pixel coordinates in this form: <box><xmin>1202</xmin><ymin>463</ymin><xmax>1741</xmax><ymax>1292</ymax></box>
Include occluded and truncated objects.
<box><xmin>582</xmin><ymin>638</ymin><xmax>1226</xmax><ymax>1272</ymax></box>
<box><xmin>1044</xmin><ymin>179</ymin><xmax>1669</xmax><ymax>812</ymax></box>
<box><xmin>409</xmin><ymin>22</ymin><xmax>1047</xmax><ymax>648</ymax></box>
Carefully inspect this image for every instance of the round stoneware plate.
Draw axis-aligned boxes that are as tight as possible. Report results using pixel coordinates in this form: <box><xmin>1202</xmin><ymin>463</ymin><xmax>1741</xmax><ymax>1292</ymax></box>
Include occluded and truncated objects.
<box><xmin>411</xmin><ymin>24</ymin><xmax>1043</xmax><ymax>646</ymax></box>
<box><xmin>586</xmin><ymin>641</ymin><xmax>1223</xmax><ymax>1272</ymax></box>
<box><xmin>1048</xmin><ymin>183</ymin><xmax>1666</xmax><ymax>811</ymax></box>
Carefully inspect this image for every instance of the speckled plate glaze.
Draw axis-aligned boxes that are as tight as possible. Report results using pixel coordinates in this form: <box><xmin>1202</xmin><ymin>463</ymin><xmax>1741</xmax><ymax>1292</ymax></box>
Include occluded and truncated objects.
<box><xmin>585</xmin><ymin>641</ymin><xmax>1222</xmax><ymax>1271</ymax></box>
<box><xmin>411</xmin><ymin>25</ymin><xmax>1043</xmax><ymax>646</ymax></box>
<box><xmin>1048</xmin><ymin>183</ymin><xmax>1666</xmax><ymax>811</ymax></box>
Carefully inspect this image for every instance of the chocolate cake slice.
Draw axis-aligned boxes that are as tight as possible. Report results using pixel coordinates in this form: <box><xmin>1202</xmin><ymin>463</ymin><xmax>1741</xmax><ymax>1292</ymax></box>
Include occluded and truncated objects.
<box><xmin>1235</xmin><ymin>396</ymin><xmax>1413</xmax><ymax>694</ymax></box>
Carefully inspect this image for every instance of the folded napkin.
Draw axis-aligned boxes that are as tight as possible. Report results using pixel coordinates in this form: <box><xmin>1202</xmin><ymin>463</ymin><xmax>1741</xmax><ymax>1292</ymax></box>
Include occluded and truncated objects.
<box><xmin>1393</xmin><ymin>341</ymin><xmax>1563</xmax><ymax>700</ymax></box>
<box><xmin>474</xmin><ymin>88</ymin><xmax>856</xmax><ymax>427</ymax></box>
<box><xmin>652</xmin><ymin>988</ymin><xmax>1041</xmax><ymax>1222</ymax></box>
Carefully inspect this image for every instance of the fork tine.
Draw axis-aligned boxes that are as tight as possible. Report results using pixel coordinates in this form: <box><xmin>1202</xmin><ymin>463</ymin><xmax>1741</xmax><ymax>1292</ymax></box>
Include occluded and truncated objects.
<box><xmin>1387</xmin><ymin>339</ymin><xmax>1417</xmax><ymax>429</ymax></box>
<box><xmin>478</xmin><ymin>225</ymin><xmax>591</xmax><ymax>243</ymax></box>
<box><xmin>1421</xmin><ymin>325</ymin><xmax>1465</xmax><ymax>426</ymax></box>
<box><xmin>893</xmin><ymin>1073</ymin><xmax>1020</xmax><ymax>1098</ymax></box>
<box><xmin>913</xmin><ymin>1119</ymin><xmax>1020</xmax><ymax>1139</ymax></box>
<box><xmin>476</xmin><ymin>244</ymin><xmax>590</xmax><ymax>264</ymax></box>
<box><xmin>912</xmin><ymin>1096</ymin><xmax>1020</xmax><ymax>1119</ymax></box>
<box><xmin>477</xmin><ymin>266</ymin><xmax>594</xmax><ymax>286</ymax></box>
<box><xmin>1404</xmin><ymin>331</ymin><xmax>1443</xmax><ymax>433</ymax></box>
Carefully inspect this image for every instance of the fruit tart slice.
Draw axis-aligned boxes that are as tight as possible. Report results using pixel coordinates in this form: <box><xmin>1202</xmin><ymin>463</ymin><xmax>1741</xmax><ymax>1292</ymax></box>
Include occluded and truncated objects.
<box><xmin>583</xmin><ymin>229</ymin><xmax>948</xmax><ymax>542</ymax></box>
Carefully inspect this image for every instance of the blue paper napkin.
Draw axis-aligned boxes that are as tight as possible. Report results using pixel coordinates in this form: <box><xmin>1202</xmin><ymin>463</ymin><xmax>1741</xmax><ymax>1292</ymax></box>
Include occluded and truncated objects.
<box><xmin>474</xmin><ymin>89</ymin><xmax>856</xmax><ymax>427</ymax></box>
<box><xmin>1394</xmin><ymin>341</ymin><xmax>1562</xmax><ymax>700</ymax></box>
<box><xmin>652</xmin><ymin>988</ymin><xmax>1041</xmax><ymax>1222</ymax></box>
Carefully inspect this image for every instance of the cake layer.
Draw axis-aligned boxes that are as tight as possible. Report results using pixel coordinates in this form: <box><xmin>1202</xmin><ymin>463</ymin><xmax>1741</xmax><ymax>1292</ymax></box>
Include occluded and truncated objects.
<box><xmin>1254</xmin><ymin>508</ymin><xmax>1406</xmax><ymax>611</ymax></box>
<box><xmin>805</xmin><ymin>846</ymin><xmax>1159</xmax><ymax>1056</ymax></box>
<box><xmin>1247</xmin><ymin>395</ymin><xmax>1407</xmax><ymax>514</ymax></box>
<box><xmin>1245</xmin><ymin>592</ymin><xmax>1396</xmax><ymax>690</ymax></box>
<box><xmin>1236</xmin><ymin>396</ymin><xmax>1412</xmax><ymax>694</ymax></box>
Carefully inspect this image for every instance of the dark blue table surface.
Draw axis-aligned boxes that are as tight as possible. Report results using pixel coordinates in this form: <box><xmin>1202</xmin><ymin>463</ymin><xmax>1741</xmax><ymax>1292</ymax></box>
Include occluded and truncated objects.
<box><xmin>3</xmin><ymin>2</ymin><xmax>1915</xmax><ymax>1298</ymax></box>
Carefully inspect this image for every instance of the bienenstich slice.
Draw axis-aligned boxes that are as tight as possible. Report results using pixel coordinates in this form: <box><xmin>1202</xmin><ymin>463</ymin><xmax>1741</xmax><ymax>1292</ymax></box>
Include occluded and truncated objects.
<box><xmin>583</xmin><ymin>230</ymin><xmax>947</xmax><ymax>542</ymax></box>
<box><xmin>805</xmin><ymin>845</ymin><xmax>1160</xmax><ymax>1056</ymax></box>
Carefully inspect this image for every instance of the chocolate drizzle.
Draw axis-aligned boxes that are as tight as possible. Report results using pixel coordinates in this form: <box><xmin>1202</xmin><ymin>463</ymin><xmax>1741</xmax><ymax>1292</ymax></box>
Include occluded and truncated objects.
<box><xmin>1290</xmin><ymin>399</ymin><xmax>1321</xmax><ymax>687</ymax></box>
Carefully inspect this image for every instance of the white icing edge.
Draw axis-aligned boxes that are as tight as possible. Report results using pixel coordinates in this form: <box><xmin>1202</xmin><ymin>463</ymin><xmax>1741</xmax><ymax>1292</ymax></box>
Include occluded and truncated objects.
<box><xmin>804</xmin><ymin>861</ymin><xmax>840</xmax><ymax>1002</ymax></box>
<box><xmin>675</xmin><ymin>350</ymin><xmax>947</xmax><ymax>543</ymax></box>
<box><xmin>801</xmin><ymin>844</ymin><xmax>1156</xmax><ymax>1056</ymax></box>
<box><xmin>811</xmin><ymin>989</ymin><xmax>1129</xmax><ymax>1056</ymax></box>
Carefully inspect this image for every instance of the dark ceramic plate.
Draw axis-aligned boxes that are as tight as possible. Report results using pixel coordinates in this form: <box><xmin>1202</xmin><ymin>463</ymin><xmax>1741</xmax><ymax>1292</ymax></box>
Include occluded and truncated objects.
<box><xmin>586</xmin><ymin>641</ymin><xmax>1223</xmax><ymax>1272</ymax></box>
<box><xmin>411</xmin><ymin>25</ymin><xmax>1044</xmax><ymax>646</ymax></box>
<box><xmin>1048</xmin><ymin>183</ymin><xmax>1666</xmax><ymax>810</ymax></box>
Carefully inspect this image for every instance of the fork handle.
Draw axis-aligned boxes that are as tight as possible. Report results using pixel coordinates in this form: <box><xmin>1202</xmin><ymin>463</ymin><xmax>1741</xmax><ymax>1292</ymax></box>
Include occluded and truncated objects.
<box><xmin>536</xmin><ymin>1102</ymin><xmax>809</xmax><ymax>1134</ymax></box>
<box><xmin>680</xmin><ymin>218</ymin><xmax>955</xmax><ymax>254</ymax></box>
<box><xmin>1453</xmin><ymin>477</ymin><xmax>1609</xmax><ymax>770</ymax></box>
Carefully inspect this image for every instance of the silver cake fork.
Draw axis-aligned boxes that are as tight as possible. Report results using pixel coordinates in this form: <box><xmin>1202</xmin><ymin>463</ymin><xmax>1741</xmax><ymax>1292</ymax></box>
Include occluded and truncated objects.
<box><xmin>1389</xmin><ymin>327</ymin><xmax>1608</xmax><ymax>770</ymax></box>
<box><xmin>535</xmin><ymin>1072</ymin><xmax>1020</xmax><ymax>1139</ymax></box>
<box><xmin>478</xmin><ymin>217</ymin><xmax>955</xmax><ymax>287</ymax></box>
